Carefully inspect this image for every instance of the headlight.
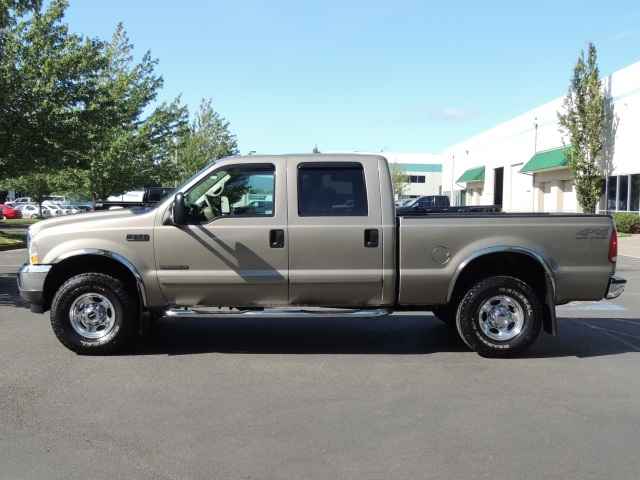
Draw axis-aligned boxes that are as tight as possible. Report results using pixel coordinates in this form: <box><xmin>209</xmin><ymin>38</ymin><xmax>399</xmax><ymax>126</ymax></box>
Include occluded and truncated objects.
<box><xmin>27</xmin><ymin>230</ymin><xmax>39</xmax><ymax>264</ymax></box>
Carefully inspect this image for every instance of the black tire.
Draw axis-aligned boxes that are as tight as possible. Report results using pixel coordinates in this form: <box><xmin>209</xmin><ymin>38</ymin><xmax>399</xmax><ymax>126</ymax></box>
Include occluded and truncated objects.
<box><xmin>431</xmin><ymin>305</ymin><xmax>456</xmax><ymax>326</ymax></box>
<box><xmin>456</xmin><ymin>276</ymin><xmax>542</xmax><ymax>358</ymax></box>
<box><xmin>50</xmin><ymin>273</ymin><xmax>138</xmax><ymax>355</ymax></box>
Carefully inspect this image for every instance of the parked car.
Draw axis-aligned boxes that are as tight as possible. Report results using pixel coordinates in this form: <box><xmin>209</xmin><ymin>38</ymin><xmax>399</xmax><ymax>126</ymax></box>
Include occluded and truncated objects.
<box><xmin>61</xmin><ymin>205</ymin><xmax>81</xmax><ymax>215</ymax></box>
<box><xmin>42</xmin><ymin>205</ymin><xmax>63</xmax><ymax>216</ymax></box>
<box><xmin>15</xmin><ymin>205</ymin><xmax>41</xmax><ymax>218</ymax></box>
<box><xmin>57</xmin><ymin>205</ymin><xmax>72</xmax><ymax>215</ymax></box>
<box><xmin>0</xmin><ymin>203</ymin><xmax>24</xmax><ymax>219</ymax></box>
<box><xmin>14</xmin><ymin>197</ymin><xmax>35</xmax><ymax>205</ymax></box>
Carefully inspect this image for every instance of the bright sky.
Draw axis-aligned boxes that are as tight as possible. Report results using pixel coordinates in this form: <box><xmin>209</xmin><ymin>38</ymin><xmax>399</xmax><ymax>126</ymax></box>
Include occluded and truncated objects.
<box><xmin>61</xmin><ymin>0</ymin><xmax>640</xmax><ymax>155</ymax></box>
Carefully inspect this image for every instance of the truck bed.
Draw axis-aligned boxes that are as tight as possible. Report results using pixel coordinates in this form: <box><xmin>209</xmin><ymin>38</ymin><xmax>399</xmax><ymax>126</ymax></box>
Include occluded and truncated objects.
<box><xmin>396</xmin><ymin>212</ymin><xmax>616</xmax><ymax>306</ymax></box>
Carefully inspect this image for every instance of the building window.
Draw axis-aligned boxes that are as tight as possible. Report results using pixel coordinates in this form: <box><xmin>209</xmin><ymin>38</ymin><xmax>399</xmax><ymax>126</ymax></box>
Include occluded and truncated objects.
<box><xmin>607</xmin><ymin>174</ymin><xmax>640</xmax><ymax>213</ymax></box>
<box><xmin>632</xmin><ymin>174</ymin><xmax>640</xmax><ymax>212</ymax></box>
<box><xmin>409</xmin><ymin>175</ymin><xmax>425</xmax><ymax>183</ymax></box>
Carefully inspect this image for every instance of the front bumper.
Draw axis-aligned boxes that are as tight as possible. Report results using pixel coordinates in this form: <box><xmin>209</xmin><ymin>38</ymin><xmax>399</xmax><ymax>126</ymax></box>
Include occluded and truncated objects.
<box><xmin>17</xmin><ymin>264</ymin><xmax>52</xmax><ymax>313</ymax></box>
<box><xmin>606</xmin><ymin>275</ymin><xmax>626</xmax><ymax>300</ymax></box>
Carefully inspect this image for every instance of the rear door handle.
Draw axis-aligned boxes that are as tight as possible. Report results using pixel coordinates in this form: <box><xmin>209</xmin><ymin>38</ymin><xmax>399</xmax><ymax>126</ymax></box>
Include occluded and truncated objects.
<box><xmin>364</xmin><ymin>229</ymin><xmax>379</xmax><ymax>248</ymax></box>
<box><xmin>270</xmin><ymin>229</ymin><xmax>285</xmax><ymax>248</ymax></box>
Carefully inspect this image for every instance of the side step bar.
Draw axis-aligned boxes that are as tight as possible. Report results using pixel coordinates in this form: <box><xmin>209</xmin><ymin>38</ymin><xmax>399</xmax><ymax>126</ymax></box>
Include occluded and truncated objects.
<box><xmin>165</xmin><ymin>307</ymin><xmax>393</xmax><ymax>319</ymax></box>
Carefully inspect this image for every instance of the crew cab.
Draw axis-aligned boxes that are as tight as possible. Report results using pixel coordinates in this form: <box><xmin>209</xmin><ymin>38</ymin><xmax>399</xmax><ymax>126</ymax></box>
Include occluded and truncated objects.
<box><xmin>17</xmin><ymin>154</ymin><xmax>626</xmax><ymax>357</ymax></box>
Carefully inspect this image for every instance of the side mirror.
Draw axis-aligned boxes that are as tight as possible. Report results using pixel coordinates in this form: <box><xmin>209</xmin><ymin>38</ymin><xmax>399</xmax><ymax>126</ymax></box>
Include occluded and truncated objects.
<box><xmin>173</xmin><ymin>192</ymin><xmax>187</xmax><ymax>225</ymax></box>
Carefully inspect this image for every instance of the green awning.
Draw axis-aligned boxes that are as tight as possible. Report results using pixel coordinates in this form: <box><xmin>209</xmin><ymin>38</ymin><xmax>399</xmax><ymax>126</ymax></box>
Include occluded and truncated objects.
<box><xmin>457</xmin><ymin>166</ymin><xmax>485</xmax><ymax>183</ymax></box>
<box><xmin>520</xmin><ymin>146</ymin><xmax>573</xmax><ymax>173</ymax></box>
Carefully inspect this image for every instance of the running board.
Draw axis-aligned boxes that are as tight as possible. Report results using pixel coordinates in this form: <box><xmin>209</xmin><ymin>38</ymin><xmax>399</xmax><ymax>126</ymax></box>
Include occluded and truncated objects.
<box><xmin>164</xmin><ymin>307</ymin><xmax>392</xmax><ymax>319</ymax></box>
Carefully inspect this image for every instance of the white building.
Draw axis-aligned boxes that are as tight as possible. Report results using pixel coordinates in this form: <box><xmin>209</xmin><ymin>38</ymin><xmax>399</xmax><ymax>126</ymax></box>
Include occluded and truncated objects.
<box><xmin>329</xmin><ymin>151</ymin><xmax>444</xmax><ymax>200</ymax></box>
<box><xmin>381</xmin><ymin>152</ymin><xmax>443</xmax><ymax>199</ymax></box>
<box><xmin>442</xmin><ymin>60</ymin><xmax>640</xmax><ymax>214</ymax></box>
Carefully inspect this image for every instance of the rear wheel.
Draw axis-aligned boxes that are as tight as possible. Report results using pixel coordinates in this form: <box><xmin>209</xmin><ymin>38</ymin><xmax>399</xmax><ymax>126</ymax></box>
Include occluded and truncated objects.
<box><xmin>456</xmin><ymin>276</ymin><xmax>542</xmax><ymax>358</ymax></box>
<box><xmin>50</xmin><ymin>273</ymin><xmax>138</xmax><ymax>355</ymax></box>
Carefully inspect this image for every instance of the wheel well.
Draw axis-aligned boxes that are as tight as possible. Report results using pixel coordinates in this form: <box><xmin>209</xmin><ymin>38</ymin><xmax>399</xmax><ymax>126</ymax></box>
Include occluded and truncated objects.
<box><xmin>451</xmin><ymin>251</ymin><xmax>548</xmax><ymax>306</ymax></box>
<box><xmin>43</xmin><ymin>254</ymin><xmax>141</xmax><ymax>311</ymax></box>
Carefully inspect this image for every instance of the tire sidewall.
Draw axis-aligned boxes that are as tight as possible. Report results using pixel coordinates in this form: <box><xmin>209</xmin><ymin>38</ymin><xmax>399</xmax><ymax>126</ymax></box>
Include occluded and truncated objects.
<box><xmin>51</xmin><ymin>274</ymin><xmax>136</xmax><ymax>354</ymax></box>
<box><xmin>456</xmin><ymin>276</ymin><xmax>542</xmax><ymax>357</ymax></box>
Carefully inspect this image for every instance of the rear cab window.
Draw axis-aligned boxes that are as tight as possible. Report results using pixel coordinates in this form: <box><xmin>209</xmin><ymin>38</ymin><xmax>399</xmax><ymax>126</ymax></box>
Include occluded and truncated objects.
<box><xmin>297</xmin><ymin>162</ymin><xmax>368</xmax><ymax>216</ymax></box>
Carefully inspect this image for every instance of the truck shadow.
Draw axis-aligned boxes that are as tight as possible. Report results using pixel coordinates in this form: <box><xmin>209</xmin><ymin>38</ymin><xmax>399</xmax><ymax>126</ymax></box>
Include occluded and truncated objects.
<box><xmin>0</xmin><ymin>275</ymin><xmax>28</xmax><ymax>308</ymax></box>
<box><xmin>125</xmin><ymin>315</ymin><xmax>468</xmax><ymax>356</ymax></box>
<box><xmin>122</xmin><ymin>314</ymin><xmax>640</xmax><ymax>359</ymax></box>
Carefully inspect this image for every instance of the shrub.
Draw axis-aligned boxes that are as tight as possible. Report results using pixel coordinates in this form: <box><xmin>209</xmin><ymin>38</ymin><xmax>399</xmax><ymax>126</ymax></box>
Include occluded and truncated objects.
<box><xmin>611</xmin><ymin>212</ymin><xmax>640</xmax><ymax>234</ymax></box>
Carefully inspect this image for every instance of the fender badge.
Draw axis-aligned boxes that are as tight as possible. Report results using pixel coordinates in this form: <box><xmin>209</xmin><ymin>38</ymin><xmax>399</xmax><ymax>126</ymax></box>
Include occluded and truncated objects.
<box><xmin>575</xmin><ymin>228</ymin><xmax>609</xmax><ymax>240</ymax></box>
<box><xmin>126</xmin><ymin>234</ymin><xmax>150</xmax><ymax>241</ymax></box>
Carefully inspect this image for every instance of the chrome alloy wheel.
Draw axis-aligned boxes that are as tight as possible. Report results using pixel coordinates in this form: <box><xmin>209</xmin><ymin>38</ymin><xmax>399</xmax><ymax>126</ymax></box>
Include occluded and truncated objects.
<box><xmin>69</xmin><ymin>292</ymin><xmax>116</xmax><ymax>339</ymax></box>
<box><xmin>477</xmin><ymin>295</ymin><xmax>524</xmax><ymax>341</ymax></box>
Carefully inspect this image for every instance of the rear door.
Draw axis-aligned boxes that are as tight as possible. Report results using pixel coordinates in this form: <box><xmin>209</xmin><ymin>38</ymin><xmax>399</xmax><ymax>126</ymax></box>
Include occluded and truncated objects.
<box><xmin>287</xmin><ymin>158</ymin><xmax>384</xmax><ymax>306</ymax></box>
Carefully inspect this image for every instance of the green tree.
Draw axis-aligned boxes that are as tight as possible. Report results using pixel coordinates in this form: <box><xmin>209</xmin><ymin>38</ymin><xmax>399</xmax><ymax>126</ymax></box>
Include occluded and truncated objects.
<box><xmin>1</xmin><ymin>0</ymin><xmax>105</xmax><ymax>176</ymax></box>
<box><xmin>0</xmin><ymin>0</ymin><xmax>42</xmax><ymax>101</ymax></box>
<box><xmin>557</xmin><ymin>42</ymin><xmax>607</xmax><ymax>213</ymax></box>
<box><xmin>179</xmin><ymin>99</ymin><xmax>238</xmax><ymax>183</ymax></box>
<box><xmin>312</xmin><ymin>144</ymin><xmax>320</xmax><ymax>154</ymax></box>
<box><xmin>77</xmin><ymin>24</ymin><xmax>187</xmax><ymax>200</ymax></box>
<box><xmin>7</xmin><ymin>171</ymin><xmax>59</xmax><ymax>208</ymax></box>
<box><xmin>389</xmin><ymin>161</ymin><xmax>409</xmax><ymax>198</ymax></box>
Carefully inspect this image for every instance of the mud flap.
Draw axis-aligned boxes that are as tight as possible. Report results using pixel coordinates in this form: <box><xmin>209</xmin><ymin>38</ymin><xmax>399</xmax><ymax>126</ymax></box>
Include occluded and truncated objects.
<box><xmin>543</xmin><ymin>272</ymin><xmax>557</xmax><ymax>336</ymax></box>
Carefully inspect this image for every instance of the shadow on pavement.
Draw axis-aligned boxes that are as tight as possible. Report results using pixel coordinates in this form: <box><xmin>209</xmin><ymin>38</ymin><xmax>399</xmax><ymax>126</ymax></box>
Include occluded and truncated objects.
<box><xmin>123</xmin><ymin>315</ymin><xmax>468</xmax><ymax>356</ymax></box>
<box><xmin>121</xmin><ymin>313</ymin><xmax>640</xmax><ymax>359</ymax></box>
<box><xmin>0</xmin><ymin>275</ymin><xmax>27</xmax><ymax>309</ymax></box>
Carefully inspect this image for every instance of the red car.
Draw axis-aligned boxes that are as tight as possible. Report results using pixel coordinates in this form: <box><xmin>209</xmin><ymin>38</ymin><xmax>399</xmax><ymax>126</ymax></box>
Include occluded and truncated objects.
<box><xmin>0</xmin><ymin>204</ymin><xmax>23</xmax><ymax>219</ymax></box>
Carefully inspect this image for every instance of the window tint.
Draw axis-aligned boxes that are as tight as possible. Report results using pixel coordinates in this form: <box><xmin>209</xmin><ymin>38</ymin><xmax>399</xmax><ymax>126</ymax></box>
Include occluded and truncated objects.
<box><xmin>184</xmin><ymin>164</ymin><xmax>275</xmax><ymax>222</ymax></box>
<box><xmin>297</xmin><ymin>162</ymin><xmax>368</xmax><ymax>216</ymax></box>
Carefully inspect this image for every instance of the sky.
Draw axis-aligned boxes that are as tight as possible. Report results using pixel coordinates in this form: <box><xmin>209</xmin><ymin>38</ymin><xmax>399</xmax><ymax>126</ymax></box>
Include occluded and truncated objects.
<box><xmin>59</xmin><ymin>0</ymin><xmax>640</xmax><ymax>156</ymax></box>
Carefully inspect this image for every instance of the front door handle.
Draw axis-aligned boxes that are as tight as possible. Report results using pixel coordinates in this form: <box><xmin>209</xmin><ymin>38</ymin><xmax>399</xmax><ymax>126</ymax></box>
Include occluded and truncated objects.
<box><xmin>364</xmin><ymin>229</ymin><xmax>379</xmax><ymax>248</ymax></box>
<box><xmin>270</xmin><ymin>229</ymin><xmax>285</xmax><ymax>248</ymax></box>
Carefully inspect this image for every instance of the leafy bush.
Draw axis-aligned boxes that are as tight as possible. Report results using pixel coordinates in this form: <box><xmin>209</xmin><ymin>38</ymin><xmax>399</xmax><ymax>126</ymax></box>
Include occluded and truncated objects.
<box><xmin>611</xmin><ymin>212</ymin><xmax>640</xmax><ymax>234</ymax></box>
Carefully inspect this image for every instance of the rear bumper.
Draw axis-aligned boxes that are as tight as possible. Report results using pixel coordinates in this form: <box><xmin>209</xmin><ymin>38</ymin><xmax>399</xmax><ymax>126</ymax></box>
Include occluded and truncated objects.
<box><xmin>606</xmin><ymin>275</ymin><xmax>626</xmax><ymax>300</ymax></box>
<box><xmin>17</xmin><ymin>264</ymin><xmax>52</xmax><ymax>313</ymax></box>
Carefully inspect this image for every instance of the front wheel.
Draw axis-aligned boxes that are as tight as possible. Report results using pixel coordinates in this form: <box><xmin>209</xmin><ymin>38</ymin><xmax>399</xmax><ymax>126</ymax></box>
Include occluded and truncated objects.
<box><xmin>456</xmin><ymin>276</ymin><xmax>543</xmax><ymax>358</ymax></box>
<box><xmin>50</xmin><ymin>273</ymin><xmax>138</xmax><ymax>355</ymax></box>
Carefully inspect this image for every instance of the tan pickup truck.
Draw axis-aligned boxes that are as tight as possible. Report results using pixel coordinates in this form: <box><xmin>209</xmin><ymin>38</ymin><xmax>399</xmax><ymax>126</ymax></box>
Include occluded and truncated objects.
<box><xmin>18</xmin><ymin>154</ymin><xmax>626</xmax><ymax>357</ymax></box>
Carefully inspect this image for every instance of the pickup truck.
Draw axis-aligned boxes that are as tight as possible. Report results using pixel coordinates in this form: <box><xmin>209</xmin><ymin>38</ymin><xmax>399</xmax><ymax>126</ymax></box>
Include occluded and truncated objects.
<box><xmin>396</xmin><ymin>195</ymin><xmax>502</xmax><ymax>214</ymax></box>
<box><xmin>17</xmin><ymin>154</ymin><xmax>626</xmax><ymax>358</ymax></box>
<box><xmin>93</xmin><ymin>186</ymin><xmax>174</xmax><ymax>210</ymax></box>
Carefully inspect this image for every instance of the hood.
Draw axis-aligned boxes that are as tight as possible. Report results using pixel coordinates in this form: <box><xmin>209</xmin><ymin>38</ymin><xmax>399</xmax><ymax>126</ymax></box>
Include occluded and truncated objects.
<box><xmin>29</xmin><ymin>207</ymin><xmax>157</xmax><ymax>236</ymax></box>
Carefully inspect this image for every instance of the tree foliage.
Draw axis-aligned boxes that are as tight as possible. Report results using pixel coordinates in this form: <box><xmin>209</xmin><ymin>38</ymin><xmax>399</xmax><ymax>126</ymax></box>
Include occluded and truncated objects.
<box><xmin>389</xmin><ymin>161</ymin><xmax>409</xmax><ymax>198</ymax></box>
<box><xmin>1</xmin><ymin>2</ymin><xmax>238</xmax><ymax>202</ymax></box>
<box><xmin>1</xmin><ymin>0</ymin><xmax>105</xmax><ymax>176</ymax></box>
<box><xmin>179</xmin><ymin>99</ymin><xmax>238</xmax><ymax>183</ymax></box>
<box><xmin>73</xmin><ymin>23</ymin><xmax>188</xmax><ymax>200</ymax></box>
<box><xmin>557</xmin><ymin>42</ymin><xmax>606</xmax><ymax>213</ymax></box>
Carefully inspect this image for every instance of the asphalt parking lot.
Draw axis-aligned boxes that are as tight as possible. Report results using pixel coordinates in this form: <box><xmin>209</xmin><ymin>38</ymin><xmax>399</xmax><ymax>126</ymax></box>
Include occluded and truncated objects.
<box><xmin>0</xmin><ymin>240</ymin><xmax>639</xmax><ymax>480</ymax></box>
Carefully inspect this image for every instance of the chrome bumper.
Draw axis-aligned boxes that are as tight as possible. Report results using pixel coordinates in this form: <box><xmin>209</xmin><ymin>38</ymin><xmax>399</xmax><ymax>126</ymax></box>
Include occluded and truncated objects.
<box><xmin>606</xmin><ymin>275</ymin><xmax>626</xmax><ymax>300</ymax></box>
<box><xmin>17</xmin><ymin>264</ymin><xmax>52</xmax><ymax>313</ymax></box>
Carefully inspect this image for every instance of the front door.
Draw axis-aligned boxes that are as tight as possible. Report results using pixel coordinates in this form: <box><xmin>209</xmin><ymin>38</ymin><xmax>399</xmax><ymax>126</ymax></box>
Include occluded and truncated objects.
<box><xmin>153</xmin><ymin>160</ymin><xmax>288</xmax><ymax>307</ymax></box>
